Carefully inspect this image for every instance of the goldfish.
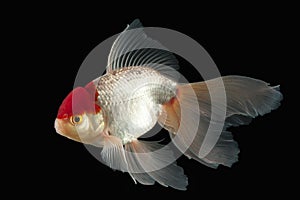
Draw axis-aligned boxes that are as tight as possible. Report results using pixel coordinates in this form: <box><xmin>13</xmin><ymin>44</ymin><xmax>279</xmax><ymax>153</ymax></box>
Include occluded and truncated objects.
<box><xmin>54</xmin><ymin>19</ymin><xmax>282</xmax><ymax>190</ymax></box>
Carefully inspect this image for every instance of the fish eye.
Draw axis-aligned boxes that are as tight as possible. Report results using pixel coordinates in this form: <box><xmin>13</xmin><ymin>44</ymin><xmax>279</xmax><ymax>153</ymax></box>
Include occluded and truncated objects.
<box><xmin>70</xmin><ymin>115</ymin><xmax>83</xmax><ymax>125</ymax></box>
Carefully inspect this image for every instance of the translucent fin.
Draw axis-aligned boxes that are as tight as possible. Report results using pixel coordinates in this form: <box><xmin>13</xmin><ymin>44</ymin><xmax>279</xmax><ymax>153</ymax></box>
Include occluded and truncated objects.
<box><xmin>124</xmin><ymin>141</ymin><xmax>155</xmax><ymax>185</ymax></box>
<box><xmin>98</xmin><ymin>135</ymin><xmax>187</xmax><ymax>189</ymax></box>
<box><xmin>221</xmin><ymin>76</ymin><xmax>283</xmax><ymax>117</ymax></box>
<box><xmin>202</xmin><ymin>131</ymin><xmax>239</xmax><ymax>167</ymax></box>
<box><xmin>125</xmin><ymin>140</ymin><xmax>188</xmax><ymax>190</ymax></box>
<box><xmin>193</xmin><ymin>76</ymin><xmax>282</xmax><ymax>167</ymax></box>
<box><xmin>159</xmin><ymin>83</ymin><xmax>201</xmax><ymax>158</ymax></box>
<box><xmin>184</xmin><ymin>130</ymin><xmax>239</xmax><ymax>168</ymax></box>
<box><xmin>184</xmin><ymin>149</ymin><xmax>219</xmax><ymax>169</ymax></box>
<box><xmin>128</xmin><ymin>172</ymin><xmax>155</xmax><ymax>186</ymax></box>
<box><xmin>160</xmin><ymin>75</ymin><xmax>283</xmax><ymax>168</ymax></box>
<box><xmin>106</xmin><ymin>19</ymin><xmax>180</xmax><ymax>80</ymax></box>
<box><xmin>100</xmin><ymin>135</ymin><xmax>129</xmax><ymax>172</ymax></box>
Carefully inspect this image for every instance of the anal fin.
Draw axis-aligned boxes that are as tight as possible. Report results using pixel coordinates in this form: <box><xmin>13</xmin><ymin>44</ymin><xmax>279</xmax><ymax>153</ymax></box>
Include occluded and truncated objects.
<box><xmin>125</xmin><ymin>140</ymin><xmax>188</xmax><ymax>190</ymax></box>
<box><xmin>98</xmin><ymin>135</ymin><xmax>187</xmax><ymax>190</ymax></box>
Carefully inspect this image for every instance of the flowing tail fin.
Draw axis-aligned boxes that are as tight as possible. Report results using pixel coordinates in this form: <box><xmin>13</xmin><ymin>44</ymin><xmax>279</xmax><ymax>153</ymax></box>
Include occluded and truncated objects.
<box><xmin>158</xmin><ymin>75</ymin><xmax>283</xmax><ymax>168</ymax></box>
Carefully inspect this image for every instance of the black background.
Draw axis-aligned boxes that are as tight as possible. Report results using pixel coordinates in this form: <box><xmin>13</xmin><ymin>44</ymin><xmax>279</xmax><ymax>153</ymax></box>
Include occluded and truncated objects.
<box><xmin>9</xmin><ymin>2</ymin><xmax>296</xmax><ymax>198</ymax></box>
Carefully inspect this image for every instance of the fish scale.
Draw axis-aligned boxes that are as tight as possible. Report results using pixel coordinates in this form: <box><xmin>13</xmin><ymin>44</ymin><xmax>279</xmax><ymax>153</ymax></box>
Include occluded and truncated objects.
<box><xmin>96</xmin><ymin>67</ymin><xmax>177</xmax><ymax>143</ymax></box>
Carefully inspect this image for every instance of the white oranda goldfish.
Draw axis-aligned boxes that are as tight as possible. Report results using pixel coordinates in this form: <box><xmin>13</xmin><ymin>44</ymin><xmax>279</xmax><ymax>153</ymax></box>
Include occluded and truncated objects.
<box><xmin>55</xmin><ymin>19</ymin><xmax>282</xmax><ymax>190</ymax></box>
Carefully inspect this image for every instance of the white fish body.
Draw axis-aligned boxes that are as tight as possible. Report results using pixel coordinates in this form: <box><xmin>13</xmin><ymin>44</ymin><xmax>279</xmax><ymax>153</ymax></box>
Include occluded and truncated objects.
<box><xmin>96</xmin><ymin>66</ymin><xmax>177</xmax><ymax>143</ymax></box>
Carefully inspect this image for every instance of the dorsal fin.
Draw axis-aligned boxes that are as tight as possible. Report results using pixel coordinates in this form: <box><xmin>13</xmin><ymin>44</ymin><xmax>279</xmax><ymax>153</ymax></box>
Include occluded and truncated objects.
<box><xmin>106</xmin><ymin>19</ymin><xmax>180</xmax><ymax>80</ymax></box>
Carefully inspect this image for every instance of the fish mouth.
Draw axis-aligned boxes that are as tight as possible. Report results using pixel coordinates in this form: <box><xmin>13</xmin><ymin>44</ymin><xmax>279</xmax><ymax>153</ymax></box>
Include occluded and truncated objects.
<box><xmin>54</xmin><ymin>119</ymin><xmax>64</xmax><ymax>136</ymax></box>
<box><xmin>54</xmin><ymin>118</ymin><xmax>82</xmax><ymax>142</ymax></box>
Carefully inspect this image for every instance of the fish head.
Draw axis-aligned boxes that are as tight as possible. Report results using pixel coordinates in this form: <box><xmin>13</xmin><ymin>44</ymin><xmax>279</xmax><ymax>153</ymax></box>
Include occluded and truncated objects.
<box><xmin>55</xmin><ymin>83</ymin><xmax>105</xmax><ymax>143</ymax></box>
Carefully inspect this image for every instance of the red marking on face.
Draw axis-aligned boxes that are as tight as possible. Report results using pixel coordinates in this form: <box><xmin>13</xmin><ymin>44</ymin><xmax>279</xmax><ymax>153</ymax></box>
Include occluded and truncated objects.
<box><xmin>85</xmin><ymin>81</ymin><xmax>99</xmax><ymax>101</ymax></box>
<box><xmin>57</xmin><ymin>87</ymin><xmax>101</xmax><ymax>119</ymax></box>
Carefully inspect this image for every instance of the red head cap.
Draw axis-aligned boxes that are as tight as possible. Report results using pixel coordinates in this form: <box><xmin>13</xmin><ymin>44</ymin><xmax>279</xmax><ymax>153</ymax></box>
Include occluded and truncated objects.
<box><xmin>57</xmin><ymin>87</ymin><xmax>100</xmax><ymax>119</ymax></box>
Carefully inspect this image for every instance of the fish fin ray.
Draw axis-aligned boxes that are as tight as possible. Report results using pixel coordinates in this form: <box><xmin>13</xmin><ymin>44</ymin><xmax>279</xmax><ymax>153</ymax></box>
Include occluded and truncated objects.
<box><xmin>125</xmin><ymin>140</ymin><xmax>188</xmax><ymax>190</ymax></box>
<box><xmin>106</xmin><ymin>19</ymin><xmax>180</xmax><ymax>80</ymax></box>
<box><xmin>100</xmin><ymin>135</ymin><xmax>129</xmax><ymax>172</ymax></box>
<box><xmin>188</xmin><ymin>76</ymin><xmax>282</xmax><ymax>167</ymax></box>
<box><xmin>160</xmin><ymin>76</ymin><xmax>282</xmax><ymax>168</ymax></box>
<box><xmin>184</xmin><ymin>130</ymin><xmax>239</xmax><ymax>168</ymax></box>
